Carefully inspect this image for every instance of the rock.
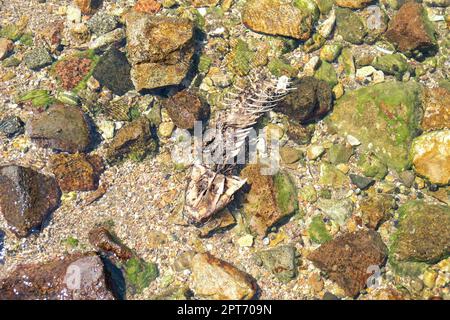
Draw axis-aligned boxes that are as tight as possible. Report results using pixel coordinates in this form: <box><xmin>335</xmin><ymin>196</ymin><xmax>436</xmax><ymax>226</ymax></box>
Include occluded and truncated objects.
<box><xmin>197</xmin><ymin>208</ymin><xmax>236</xmax><ymax>238</ymax></box>
<box><xmin>0</xmin><ymin>166</ymin><xmax>60</xmax><ymax>238</ymax></box>
<box><xmin>328</xmin><ymin>144</ymin><xmax>353</xmax><ymax>165</ymax></box>
<box><xmin>164</xmin><ymin>90</ymin><xmax>210</xmax><ymax>130</ymax></box>
<box><xmin>349</xmin><ymin>174</ymin><xmax>375</xmax><ymax>190</ymax></box>
<box><xmin>286</xmin><ymin>121</ymin><xmax>314</xmax><ymax>145</ymax></box>
<box><xmin>0</xmin><ymin>38</ymin><xmax>13</xmax><ymax>60</ymax></box>
<box><xmin>54</xmin><ymin>52</ymin><xmax>97</xmax><ymax>91</ymax></box>
<box><xmin>319</xmin><ymin>162</ymin><xmax>349</xmax><ymax>187</ymax></box>
<box><xmin>190</xmin><ymin>0</ymin><xmax>220</xmax><ymax>6</ymax></box>
<box><xmin>49</xmin><ymin>153</ymin><xmax>104</xmax><ymax>192</ymax></box>
<box><xmin>385</xmin><ymin>2</ymin><xmax>437</xmax><ymax>53</ymax></box>
<box><xmin>241</xmin><ymin>0</ymin><xmax>314</xmax><ymax>40</ymax></box>
<box><xmin>240</xmin><ymin>165</ymin><xmax>298</xmax><ymax>237</ymax></box>
<box><xmin>0</xmin><ymin>116</ymin><xmax>24</xmax><ymax>138</ymax></box>
<box><xmin>237</xmin><ymin>234</ymin><xmax>254</xmax><ymax>247</ymax></box>
<box><xmin>308</xmin><ymin>215</ymin><xmax>332</xmax><ymax>244</ymax></box>
<box><xmin>0</xmin><ymin>252</ymin><xmax>116</xmax><ymax>299</ymax></box>
<box><xmin>410</xmin><ymin>130</ymin><xmax>450</xmax><ymax>186</ymax></box>
<box><xmin>421</xmin><ymin>87</ymin><xmax>450</xmax><ymax>132</ymax></box>
<box><xmin>371</xmin><ymin>54</ymin><xmax>410</xmax><ymax>80</ymax></box>
<box><xmin>361</xmin><ymin>5</ymin><xmax>389</xmax><ymax>43</ymax></box>
<box><xmin>256</xmin><ymin>245</ymin><xmax>297</xmax><ymax>283</ymax></box>
<box><xmin>23</xmin><ymin>47</ymin><xmax>52</xmax><ymax>70</ymax></box>
<box><xmin>89</xmin><ymin>28</ymin><xmax>126</xmax><ymax>51</ymax></box>
<box><xmin>125</xmin><ymin>13</ymin><xmax>194</xmax><ymax>90</ymax></box>
<box><xmin>277</xmin><ymin>76</ymin><xmax>333</xmax><ymax>124</ymax></box>
<box><xmin>280</xmin><ymin>146</ymin><xmax>302</xmax><ymax>164</ymax></box>
<box><xmin>317</xmin><ymin>197</ymin><xmax>354</xmax><ymax>226</ymax></box>
<box><xmin>424</xmin><ymin>0</ymin><xmax>450</xmax><ymax>6</ymax></box>
<box><xmin>87</xmin><ymin>13</ymin><xmax>118</xmax><ymax>36</ymax></box>
<box><xmin>357</xmin><ymin>153</ymin><xmax>388</xmax><ymax>180</ymax></box>
<box><xmin>93</xmin><ymin>48</ymin><xmax>133</xmax><ymax>96</ymax></box>
<box><xmin>124</xmin><ymin>256</ymin><xmax>159</xmax><ymax>293</ymax></box>
<box><xmin>26</xmin><ymin>104</ymin><xmax>91</xmax><ymax>153</ymax></box>
<box><xmin>88</xmin><ymin>227</ymin><xmax>133</xmax><ymax>261</ymax></box>
<box><xmin>336</xmin><ymin>0</ymin><xmax>374</xmax><ymax>8</ymax></box>
<box><xmin>134</xmin><ymin>0</ymin><xmax>163</xmax><ymax>13</ymax></box>
<box><xmin>314</xmin><ymin>61</ymin><xmax>338</xmax><ymax>87</ymax></box>
<box><xmin>299</xmin><ymin>184</ymin><xmax>318</xmax><ymax>203</ymax></box>
<box><xmin>327</xmin><ymin>81</ymin><xmax>422</xmax><ymax>171</ymax></box>
<box><xmin>338</xmin><ymin>47</ymin><xmax>356</xmax><ymax>76</ymax></box>
<box><xmin>389</xmin><ymin>201</ymin><xmax>450</xmax><ymax>276</ymax></box>
<box><xmin>308</xmin><ymin>230</ymin><xmax>388</xmax><ymax>297</ymax></box>
<box><xmin>106</xmin><ymin>117</ymin><xmax>157</xmax><ymax>163</ymax></box>
<box><xmin>306</xmin><ymin>144</ymin><xmax>325</xmax><ymax>160</ymax></box>
<box><xmin>320</xmin><ymin>44</ymin><xmax>343</xmax><ymax>63</ymax></box>
<box><xmin>74</xmin><ymin>0</ymin><xmax>102</xmax><ymax>15</ymax></box>
<box><xmin>335</xmin><ymin>7</ymin><xmax>367</xmax><ymax>44</ymax></box>
<box><xmin>190</xmin><ymin>252</ymin><xmax>257</xmax><ymax>300</ymax></box>
<box><xmin>360</xmin><ymin>193</ymin><xmax>394</xmax><ymax>229</ymax></box>
<box><xmin>399</xmin><ymin>170</ymin><xmax>415</xmax><ymax>188</ymax></box>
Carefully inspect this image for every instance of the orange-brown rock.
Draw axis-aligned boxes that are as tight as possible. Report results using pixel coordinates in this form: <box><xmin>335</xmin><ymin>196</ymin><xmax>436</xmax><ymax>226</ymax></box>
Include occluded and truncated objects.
<box><xmin>133</xmin><ymin>0</ymin><xmax>162</xmax><ymax>14</ymax></box>
<box><xmin>74</xmin><ymin>0</ymin><xmax>102</xmax><ymax>15</ymax></box>
<box><xmin>421</xmin><ymin>87</ymin><xmax>450</xmax><ymax>132</ymax></box>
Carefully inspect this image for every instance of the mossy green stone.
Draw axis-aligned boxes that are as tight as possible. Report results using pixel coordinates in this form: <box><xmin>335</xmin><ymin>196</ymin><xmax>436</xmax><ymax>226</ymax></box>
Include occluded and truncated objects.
<box><xmin>274</xmin><ymin>172</ymin><xmax>298</xmax><ymax>216</ymax></box>
<box><xmin>268</xmin><ymin>58</ymin><xmax>297</xmax><ymax>77</ymax></box>
<box><xmin>309</xmin><ymin>216</ymin><xmax>332</xmax><ymax>244</ymax></box>
<box><xmin>372</xmin><ymin>54</ymin><xmax>410</xmax><ymax>80</ymax></box>
<box><xmin>327</xmin><ymin>81</ymin><xmax>422</xmax><ymax>171</ymax></box>
<box><xmin>314</xmin><ymin>61</ymin><xmax>338</xmax><ymax>87</ymax></box>
<box><xmin>358</xmin><ymin>153</ymin><xmax>388</xmax><ymax>179</ymax></box>
<box><xmin>124</xmin><ymin>257</ymin><xmax>159</xmax><ymax>293</ymax></box>
<box><xmin>335</xmin><ymin>8</ymin><xmax>367</xmax><ymax>45</ymax></box>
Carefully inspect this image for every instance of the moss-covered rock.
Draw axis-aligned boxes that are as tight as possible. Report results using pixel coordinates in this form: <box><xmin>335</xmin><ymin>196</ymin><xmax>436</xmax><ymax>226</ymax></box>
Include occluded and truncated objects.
<box><xmin>371</xmin><ymin>54</ymin><xmax>410</xmax><ymax>80</ymax></box>
<box><xmin>309</xmin><ymin>215</ymin><xmax>332</xmax><ymax>244</ymax></box>
<box><xmin>335</xmin><ymin>7</ymin><xmax>367</xmax><ymax>45</ymax></box>
<box><xmin>124</xmin><ymin>257</ymin><xmax>159</xmax><ymax>294</ymax></box>
<box><xmin>268</xmin><ymin>57</ymin><xmax>297</xmax><ymax>77</ymax></box>
<box><xmin>314</xmin><ymin>60</ymin><xmax>338</xmax><ymax>87</ymax></box>
<box><xmin>357</xmin><ymin>153</ymin><xmax>388</xmax><ymax>180</ymax></box>
<box><xmin>226</xmin><ymin>39</ymin><xmax>256</xmax><ymax>76</ymax></box>
<box><xmin>327</xmin><ymin>81</ymin><xmax>423</xmax><ymax>171</ymax></box>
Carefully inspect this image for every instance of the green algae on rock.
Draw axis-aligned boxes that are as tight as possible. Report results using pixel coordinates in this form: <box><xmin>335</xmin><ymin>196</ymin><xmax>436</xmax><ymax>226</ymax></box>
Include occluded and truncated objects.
<box><xmin>335</xmin><ymin>7</ymin><xmax>367</xmax><ymax>45</ymax></box>
<box><xmin>357</xmin><ymin>153</ymin><xmax>388</xmax><ymax>180</ymax></box>
<box><xmin>308</xmin><ymin>215</ymin><xmax>332</xmax><ymax>244</ymax></box>
<box><xmin>389</xmin><ymin>201</ymin><xmax>450</xmax><ymax>276</ymax></box>
<box><xmin>241</xmin><ymin>0</ymin><xmax>315</xmax><ymax>40</ymax></box>
<box><xmin>327</xmin><ymin>81</ymin><xmax>423</xmax><ymax>171</ymax></box>
<box><xmin>124</xmin><ymin>257</ymin><xmax>159</xmax><ymax>294</ymax></box>
<box><xmin>256</xmin><ymin>245</ymin><xmax>297</xmax><ymax>283</ymax></box>
<box><xmin>371</xmin><ymin>54</ymin><xmax>410</xmax><ymax>80</ymax></box>
<box><xmin>314</xmin><ymin>60</ymin><xmax>338</xmax><ymax>87</ymax></box>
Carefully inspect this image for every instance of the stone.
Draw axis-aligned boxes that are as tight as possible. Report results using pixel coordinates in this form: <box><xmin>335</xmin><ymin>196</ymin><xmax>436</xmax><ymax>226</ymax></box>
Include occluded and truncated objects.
<box><xmin>164</xmin><ymin>90</ymin><xmax>210</xmax><ymax>130</ymax></box>
<box><xmin>240</xmin><ymin>165</ymin><xmax>298</xmax><ymax>237</ymax></box>
<box><xmin>314</xmin><ymin>61</ymin><xmax>338</xmax><ymax>88</ymax></box>
<box><xmin>410</xmin><ymin>130</ymin><xmax>450</xmax><ymax>186</ymax></box>
<box><xmin>241</xmin><ymin>0</ymin><xmax>314</xmax><ymax>40</ymax></box>
<box><xmin>361</xmin><ymin>5</ymin><xmax>389</xmax><ymax>43</ymax></box>
<box><xmin>54</xmin><ymin>52</ymin><xmax>97</xmax><ymax>91</ymax></box>
<box><xmin>49</xmin><ymin>153</ymin><xmax>104</xmax><ymax>192</ymax></box>
<box><xmin>125</xmin><ymin>13</ymin><xmax>194</xmax><ymax>90</ymax></box>
<box><xmin>89</xmin><ymin>28</ymin><xmax>126</xmax><ymax>51</ymax></box>
<box><xmin>371</xmin><ymin>54</ymin><xmax>410</xmax><ymax>80</ymax></box>
<box><xmin>92</xmin><ymin>48</ymin><xmax>133</xmax><ymax>96</ymax></box>
<box><xmin>74</xmin><ymin>0</ymin><xmax>102</xmax><ymax>15</ymax></box>
<box><xmin>320</xmin><ymin>44</ymin><xmax>343</xmax><ymax>63</ymax></box>
<box><xmin>360</xmin><ymin>193</ymin><xmax>394</xmax><ymax>229</ymax></box>
<box><xmin>256</xmin><ymin>245</ymin><xmax>297</xmax><ymax>283</ymax></box>
<box><xmin>197</xmin><ymin>209</ymin><xmax>236</xmax><ymax>238</ymax></box>
<box><xmin>134</xmin><ymin>0</ymin><xmax>162</xmax><ymax>13</ymax></box>
<box><xmin>23</xmin><ymin>47</ymin><xmax>52</xmax><ymax>70</ymax></box>
<box><xmin>349</xmin><ymin>174</ymin><xmax>375</xmax><ymax>190</ymax></box>
<box><xmin>299</xmin><ymin>185</ymin><xmax>318</xmax><ymax>203</ymax></box>
<box><xmin>237</xmin><ymin>234</ymin><xmax>254</xmax><ymax>247</ymax></box>
<box><xmin>87</xmin><ymin>13</ymin><xmax>118</xmax><ymax>36</ymax></box>
<box><xmin>0</xmin><ymin>252</ymin><xmax>116</xmax><ymax>299</ymax></box>
<box><xmin>306</xmin><ymin>145</ymin><xmax>325</xmax><ymax>160</ymax></box>
<box><xmin>319</xmin><ymin>162</ymin><xmax>349</xmax><ymax>187</ymax></box>
<box><xmin>277</xmin><ymin>76</ymin><xmax>333</xmax><ymax>124</ymax></box>
<box><xmin>88</xmin><ymin>227</ymin><xmax>133</xmax><ymax>261</ymax></box>
<box><xmin>338</xmin><ymin>47</ymin><xmax>356</xmax><ymax>76</ymax></box>
<box><xmin>280</xmin><ymin>146</ymin><xmax>302</xmax><ymax>164</ymax></box>
<box><xmin>336</xmin><ymin>0</ymin><xmax>374</xmax><ymax>8</ymax></box>
<box><xmin>106</xmin><ymin>117</ymin><xmax>157</xmax><ymax>163</ymax></box>
<box><xmin>308</xmin><ymin>215</ymin><xmax>332</xmax><ymax>244</ymax></box>
<box><xmin>421</xmin><ymin>87</ymin><xmax>450</xmax><ymax>132</ymax></box>
<box><xmin>190</xmin><ymin>252</ymin><xmax>257</xmax><ymax>300</ymax></box>
<box><xmin>317</xmin><ymin>197</ymin><xmax>354</xmax><ymax>226</ymax></box>
<box><xmin>357</xmin><ymin>153</ymin><xmax>388</xmax><ymax>180</ymax></box>
<box><xmin>335</xmin><ymin>7</ymin><xmax>367</xmax><ymax>44</ymax></box>
<box><xmin>190</xmin><ymin>0</ymin><xmax>221</xmax><ymax>6</ymax></box>
<box><xmin>26</xmin><ymin>104</ymin><xmax>91</xmax><ymax>153</ymax></box>
<box><xmin>327</xmin><ymin>144</ymin><xmax>353</xmax><ymax>165</ymax></box>
<box><xmin>0</xmin><ymin>116</ymin><xmax>24</xmax><ymax>138</ymax></box>
<box><xmin>308</xmin><ymin>230</ymin><xmax>388</xmax><ymax>297</ymax></box>
<box><xmin>327</xmin><ymin>81</ymin><xmax>422</xmax><ymax>171</ymax></box>
<box><xmin>0</xmin><ymin>166</ymin><xmax>60</xmax><ymax>238</ymax></box>
<box><xmin>385</xmin><ymin>2</ymin><xmax>437</xmax><ymax>53</ymax></box>
<box><xmin>389</xmin><ymin>201</ymin><xmax>450</xmax><ymax>275</ymax></box>
<box><xmin>0</xmin><ymin>38</ymin><xmax>13</xmax><ymax>60</ymax></box>
<box><xmin>124</xmin><ymin>257</ymin><xmax>159</xmax><ymax>293</ymax></box>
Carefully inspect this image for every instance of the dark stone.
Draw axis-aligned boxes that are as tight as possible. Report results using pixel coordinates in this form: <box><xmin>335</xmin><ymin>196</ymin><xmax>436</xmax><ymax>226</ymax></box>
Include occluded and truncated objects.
<box><xmin>0</xmin><ymin>116</ymin><xmax>24</xmax><ymax>138</ymax></box>
<box><xmin>93</xmin><ymin>48</ymin><xmax>133</xmax><ymax>96</ymax></box>
<box><xmin>0</xmin><ymin>252</ymin><xmax>116</xmax><ymax>300</ymax></box>
<box><xmin>0</xmin><ymin>166</ymin><xmax>60</xmax><ymax>238</ymax></box>
<box><xmin>322</xmin><ymin>291</ymin><xmax>340</xmax><ymax>300</ymax></box>
<box><xmin>308</xmin><ymin>230</ymin><xmax>388</xmax><ymax>297</ymax></box>
<box><xmin>349</xmin><ymin>174</ymin><xmax>375</xmax><ymax>190</ymax></box>
<box><xmin>277</xmin><ymin>77</ymin><xmax>332</xmax><ymax>124</ymax></box>
<box><xmin>25</xmin><ymin>104</ymin><xmax>91</xmax><ymax>153</ymax></box>
<box><xmin>164</xmin><ymin>90</ymin><xmax>210</xmax><ymax>130</ymax></box>
<box><xmin>88</xmin><ymin>226</ymin><xmax>133</xmax><ymax>261</ymax></box>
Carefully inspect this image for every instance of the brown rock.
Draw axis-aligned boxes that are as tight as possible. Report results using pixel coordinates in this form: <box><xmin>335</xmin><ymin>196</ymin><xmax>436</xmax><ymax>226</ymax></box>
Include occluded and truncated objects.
<box><xmin>88</xmin><ymin>227</ymin><xmax>133</xmax><ymax>260</ymax></box>
<box><xmin>385</xmin><ymin>2</ymin><xmax>437</xmax><ymax>53</ymax></box>
<box><xmin>191</xmin><ymin>252</ymin><xmax>257</xmax><ymax>300</ymax></box>
<box><xmin>54</xmin><ymin>56</ymin><xmax>93</xmax><ymax>91</ymax></box>
<box><xmin>190</xmin><ymin>0</ymin><xmax>221</xmax><ymax>7</ymax></box>
<box><xmin>336</xmin><ymin>0</ymin><xmax>374</xmax><ymax>8</ymax></box>
<box><xmin>308</xmin><ymin>230</ymin><xmax>388</xmax><ymax>297</ymax></box>
<box><xmin>360</xmin><ymin>193</ymin><xmax>394</xmax><ymax>229</ymax></box>
<box><xmin>0</xmin><ymin>252</ymin><xmax>116</xmax><ymax>300</ymax></box>
<box><xmin>74</xmin><ymin>0</ymin><xmax>102</xmax><ymax>15</ymax></box>
<box><xmin>49</xmin><ymin>153</ymin><xmax>104</xmax><ymax>192</ymax></box>
<box><xmin>0</xmin><ymin>166</ymin><xmax>60</xmax><ymax>238</ymax></box>
<box><xmin>421</xmin><ymin>87</ymin><xmax>450</xmax><ymax>132</ymax></box>
<box><xmin>26</xmin><ymin>104</ymin><xmax>91</xmax><ymax>153</ymax></box>
<box><xmin>134</xmin><ymin>0</ymin><xmax>162</xmax><ymax>13</ymax></box>
<box><xmin>164</xmin><ymin>90</ymin><xmax>210</xmax><ymax>130</ymax></box>
<box><xmin>0</xmin><ymin>38</ymin><xmax>13</xmax><ymax>60</ymax></box>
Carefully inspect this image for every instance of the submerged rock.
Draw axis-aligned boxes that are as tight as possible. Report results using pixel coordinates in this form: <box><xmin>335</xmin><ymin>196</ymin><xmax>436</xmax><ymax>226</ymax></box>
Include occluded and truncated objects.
<box><xmin>241</xmin><ymin>0</ymin><xmax>314</xmax><ymax>40</ymax></box>
<box><xmin>23</xmin><ymin>47</ymin><xmax>53</xmax><ymax>70</ymax></box>
<box><xmin>256</xmin><ymin>245</ymin><xmax>297</xmax><ymax>283</ymax></box>
<box><xmin>0</xmin><ymin>116</ymin><xmax>24</xmax><ymax>138</ymax></box>
<box><xmin>125</xmin><ymin>12</ymin><xmax>194</xmax><ymax>90</ymax></box>
<box><xmin>0</xmin><ymin>252</ymin><xmax>116</xmax><ymax>300</ymax></box>
<box><xmin>89</xmin><ymin>227</ymin><xmax>133</xmax><ymax>261</ymax></box>
<box><xmin>421</xmin><ymin>87</ymin><xmax>450</xmax><ymax>132</ymax></box>
<box><xmin>240</xmin><ymin>165</ymin><xmax>298</xmax><ymax>237</ymax></box>
<box><xmin>410</xmin><ymin>130</ymin><xmax>450</xmax><ymax>186</ymax></box>
<box><xmin>308</xmin><ymin>230</ymin><xmax>388</xmax><ymax>297</ymax></box>
<box><xmin>336</xmin><ymin>0</ymin><xmax>374</xmax><ymax>8</ymax></box>
<box><xmin>335</xmin><ymin>7</ymin><xmax>367</xmax><ymax>44</ymax></box>
<box><xmin>317</xmin><ymin>197</ymin><xmax>354</xmax><ymax>226</ymax></box>
<box><xmin>26</xmin><ymin>104</ymin><xmax>91</xmax><ymax>153</ymax></box>
<box><xmin>190</xmin><ymin>252</ymin><xmax>257</xmax><ymax>300</ymax></box>
<box><xmin>327</xmin><ymin>81</ymin><xmax>422</xmax><ymax>171</ymax></box>
<box><xmin>164</xmin><ymin>90</ymin><xmax>210</xmax><ymax>130</ymax></box>
<box><xmin>0</xmin><ymin>166</ymin><xmax>60</xmax><ymax>238</ymax></box>
<box><xmin>360</xmin><ymin>193</ymin><xmax>394</xmax><ymax>229</ymax></box>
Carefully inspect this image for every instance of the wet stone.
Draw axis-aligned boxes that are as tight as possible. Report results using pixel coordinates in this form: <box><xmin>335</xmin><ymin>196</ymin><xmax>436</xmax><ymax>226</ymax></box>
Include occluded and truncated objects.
<box><xmin>256</xmin><ymin>245</ymin><xmax>297</xmax><ymax>283</ymax></box>
<box><xmin>0</xmin><ymin>116</ymin><xmax>24</xmax><ymax>138</ymax></box>
<box><xmin>164</xmin><ymin>90</ymin><xmax>210</xmax><ymax>130</ymax></box>
<box><xmin>87</xmin><ymin>13</ymin><xmax>118</xmax><ymax>36</ymax></box>
<box><xmin>349</xmin><ymin>174</ymin><xmax>375</xmax><ymax>190</ymax></box>
<box><xmin>89</xmin><ymin>226</ymin><xmax>133</xmax><ymax>261</ymax></box>
<box><xmin>23</xmin><ymin>47</ymin><xmax>53</xmax><ymax>70</ymax></box>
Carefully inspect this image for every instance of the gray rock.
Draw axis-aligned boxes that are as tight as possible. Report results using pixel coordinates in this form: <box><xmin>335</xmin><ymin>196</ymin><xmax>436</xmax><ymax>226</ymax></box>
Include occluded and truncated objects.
<box><xmin>0</xmin><ymin>116</ymin><xmax>24</xmax><ymax>138</ymax></box>
<box><xmin>87</xmin><ymin>13</ymin><xmax>118</xmax><ymax>36</ymax></box>
<box><xmin>256</xmin><ymin>245</ymin><xmax>297</xmax><ymax>283</ymax></box>
<box><xmin>23</xmin><ymin>47</ymin><xmax>52</xmax><ymax>70</ymax></box>
<box><xmin>317</xmin><ymin>198</ymin><xmax>354</xmax><ymax>226</ymax></box>
<box><xmin>349</xmin><ymin>174</ymin><xmax>375</xmax><ymax>190</ymax></box>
